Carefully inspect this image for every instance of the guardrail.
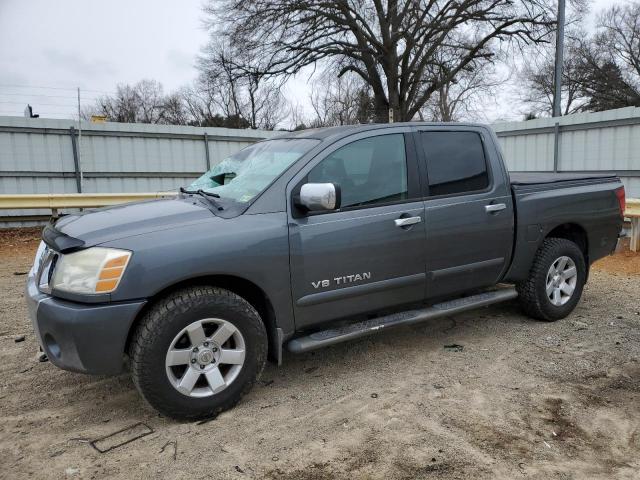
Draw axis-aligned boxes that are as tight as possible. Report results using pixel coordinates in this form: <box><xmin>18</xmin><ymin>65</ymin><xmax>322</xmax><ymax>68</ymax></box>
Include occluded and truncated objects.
<box><xmin>0</xmin><ymin>192</ymin><xmax>177</xmax><ymax>217</ymax></box>
<box><xmin>0</xmin><ymin>193</ymin><xmax>639</xmax><ymax>252</ymax></box>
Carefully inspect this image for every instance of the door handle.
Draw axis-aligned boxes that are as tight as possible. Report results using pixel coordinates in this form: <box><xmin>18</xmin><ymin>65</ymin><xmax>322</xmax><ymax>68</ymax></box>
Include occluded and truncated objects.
<box><xmin>394</xmin><ymin>216</ymin><xmax>422</xmax><ymax>227</ymax></box>
<box><xmin>485</xmin><ymin>203</ymin><xmax>506</xmax><ymax>213</ymax></box>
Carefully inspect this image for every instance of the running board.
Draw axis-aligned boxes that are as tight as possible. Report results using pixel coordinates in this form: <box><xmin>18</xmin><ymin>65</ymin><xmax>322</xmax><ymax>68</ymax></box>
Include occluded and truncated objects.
<box><xmin>287</xmin><ymin>288</ymin><xmax>518</xmax><ymax>353</ymax></box>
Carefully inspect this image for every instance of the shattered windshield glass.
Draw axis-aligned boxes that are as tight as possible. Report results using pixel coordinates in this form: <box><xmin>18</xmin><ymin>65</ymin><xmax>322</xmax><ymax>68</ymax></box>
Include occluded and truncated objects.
<box><xmin>186</xmin><ymin>138</ymin><xmax>319</xmax><ymax>203</ymax></box>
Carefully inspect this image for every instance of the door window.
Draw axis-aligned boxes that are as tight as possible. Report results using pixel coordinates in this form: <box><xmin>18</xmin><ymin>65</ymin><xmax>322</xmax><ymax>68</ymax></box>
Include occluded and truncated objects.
<box><xmin>307</xmin><ymin>134</ymin><xmax>408</xmax><ymax>208</ymax></box>
<box><xmin>420</xmin><ymin>131</ymin><xmax>489</xmax><ymax>196</ymax></box>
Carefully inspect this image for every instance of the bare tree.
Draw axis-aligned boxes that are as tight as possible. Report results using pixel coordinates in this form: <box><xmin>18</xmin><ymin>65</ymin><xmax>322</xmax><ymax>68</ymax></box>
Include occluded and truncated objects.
<box><xmin>204</xmin><ymin>0</ymin><xmax>555</xmax><ymax>123</ymax></box>
<box><xmin>288</xmin><ymin>102</ymin><xmax>310</xmax><ymax>130</ymax></box>
<box><xmin>599</xmin><ymin>2</ymin><xmax>640</xmax><ymax>85</ymax></box>
<box><xmin>418</xmin><ymin>59</ymin><xmax>504</xmax><ymax>121</ymax></box>
<box><xmin>180</xmin><ymin>83</ymin><xmax>223</xmax><ymax>127</ymax></box>
<box><xmin>307</xmin><ymin>72</ymin><xmax>374</xmax><ymax>127</ymax></box>
<box><xmin>197</xmin><ymin>40</ymin><xmax>288</xmax><ymax>129</ymax></box>
<box><xmin>158</xmin><ymin>92</ymin><xmax>190</xmax><ymax>125</ymax></box>
<box><xmin>574</xmin><ymin>44</ymin><xmax>640</xmax><ymax>111</ymax></box>
<box><xmin>521</xmin><ymin>2</ymin><xmax>640</xmax><ymax>115</ymax></box>
<box><xmin>85</xmin><ymin>79</ymin><xmax>184</xmax><ymax>124</ymax></box>
<box><xmin>521</xmin><ymin>32</ymin><xmax>588</xmax><ymax>116</ymax></box>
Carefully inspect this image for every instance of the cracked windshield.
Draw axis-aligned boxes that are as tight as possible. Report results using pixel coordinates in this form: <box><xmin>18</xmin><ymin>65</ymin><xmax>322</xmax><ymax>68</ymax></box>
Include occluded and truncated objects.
<box><xmin>186</xmin><ymin>138</ymin><xmax>319</xmax><ymax>203</ymax></box>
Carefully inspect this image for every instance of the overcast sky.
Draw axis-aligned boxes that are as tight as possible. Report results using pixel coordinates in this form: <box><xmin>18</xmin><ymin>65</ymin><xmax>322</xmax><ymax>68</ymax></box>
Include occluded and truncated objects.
<box><xmin>0</xmin><ymin>0</ymin><xmax>622</xmax><ymax>123</ymax></box>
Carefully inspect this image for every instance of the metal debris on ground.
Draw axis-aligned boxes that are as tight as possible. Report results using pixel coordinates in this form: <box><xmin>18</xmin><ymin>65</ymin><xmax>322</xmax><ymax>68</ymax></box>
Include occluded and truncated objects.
<box><xmin>14</xmin><ymin>335</ymin><xmax>25</xmax><ymax>343</ymax></box>
<box><xmin>160</xmin><ymin>440</ymin><xmax>177</xmax><ymax>461</ymax></box>
<box><xmin>89</xmin><ymin>422</ymin><xmax>154</xmax><ymax>453</ymax></box>
<box><xmin>443</xmin><ymin>344</ymin><xmax>464</xmax><ymax>352</ymax></box>
<box><xmin>36</xmin><ymin>349</ymin><xmax>48</xmax><ymax>363</ymax></box>
<box><xmin>69</xmin><ymin>437</ymin><xmax>91</xmax><ymax>444</ymax></box>
<box><xmin>196</xmin><ymin>414</ymin><xmax>219</xmax><ymax>426</ymax></box>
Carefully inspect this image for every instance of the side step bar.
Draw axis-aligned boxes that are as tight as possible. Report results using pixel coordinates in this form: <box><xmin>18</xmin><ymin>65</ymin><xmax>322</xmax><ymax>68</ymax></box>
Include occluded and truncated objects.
<box><xmin>287</xmin><ymin>288</ymin><xmax>518</xmax><ymax>353</ymax></box>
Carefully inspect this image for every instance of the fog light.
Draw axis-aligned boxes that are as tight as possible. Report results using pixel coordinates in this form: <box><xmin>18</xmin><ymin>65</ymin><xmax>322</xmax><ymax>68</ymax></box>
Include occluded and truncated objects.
<box><xmin>43</xmin><ymin>333</ymin><xmax>61</xmax><ymax>359</ymax></box>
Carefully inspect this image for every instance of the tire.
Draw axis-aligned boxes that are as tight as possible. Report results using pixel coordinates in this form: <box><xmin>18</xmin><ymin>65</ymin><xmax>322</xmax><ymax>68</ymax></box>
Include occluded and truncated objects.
<box><xmin>516</xmin><ymin>238</ymin><xmax>586</xmax><ymax>322</ymax></box>
<box><xmin>129</xmin><ymin>286</ymin><xmax>267</xmax><ymax>420</ymax></box>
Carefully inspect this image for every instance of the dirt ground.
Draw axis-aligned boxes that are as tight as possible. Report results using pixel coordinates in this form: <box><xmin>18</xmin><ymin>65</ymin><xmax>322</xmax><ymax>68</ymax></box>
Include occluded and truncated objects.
<box><xmin>1</xmin><ymin>228</ymin><xmax>639</xmax><ymax>480</ymax></box>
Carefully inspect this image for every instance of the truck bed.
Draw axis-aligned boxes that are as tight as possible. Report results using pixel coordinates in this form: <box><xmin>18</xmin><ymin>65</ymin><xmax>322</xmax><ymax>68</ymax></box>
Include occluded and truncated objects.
<box><xmin>504</xmin><ymin>171</ymin><xmax>623</xmax><ymax>284</ymax></box>
<box><xmin>509</xmin><ymin>172</ymin><xmax>617</xmax><ymax>186</ymax></box>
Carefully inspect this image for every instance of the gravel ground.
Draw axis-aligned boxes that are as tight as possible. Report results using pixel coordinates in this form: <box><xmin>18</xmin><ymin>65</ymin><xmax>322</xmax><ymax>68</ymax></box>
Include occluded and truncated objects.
<box><xmin>0</xmin><ymin>230</ymin><xmax>639</xmax><ymax>480</ymax></box>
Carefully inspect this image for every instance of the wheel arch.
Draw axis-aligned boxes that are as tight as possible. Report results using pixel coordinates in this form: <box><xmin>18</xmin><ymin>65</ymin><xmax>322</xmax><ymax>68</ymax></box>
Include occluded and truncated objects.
<box><xmin>124</xmin><ymin>274</ymin><xmax>280</xmax><ymax>363</ymax></box>
<box><xmin>545</xmin><ymin>222</ymin><xmax>589</xmax><ymax>271</ymax></box>
<box><xmin>504</xmin><ymin>221</ymin><xmax>590</xmax><ymax>283</ymax></box>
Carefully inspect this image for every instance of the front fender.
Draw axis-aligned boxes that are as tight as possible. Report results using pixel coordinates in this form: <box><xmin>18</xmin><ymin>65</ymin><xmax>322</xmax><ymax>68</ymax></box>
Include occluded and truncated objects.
<box><xmin>101</xmin><ymin>212</ymin><xmax>295</xmax><ymax>336</ymax></box>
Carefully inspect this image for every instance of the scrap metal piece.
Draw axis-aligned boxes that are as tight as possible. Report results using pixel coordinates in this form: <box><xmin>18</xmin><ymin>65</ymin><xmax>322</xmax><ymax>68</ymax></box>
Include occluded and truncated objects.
<box><xmin>90</xmin><ymin>422</ymin><xmax>154</xmax><ymax>453</ymax></box>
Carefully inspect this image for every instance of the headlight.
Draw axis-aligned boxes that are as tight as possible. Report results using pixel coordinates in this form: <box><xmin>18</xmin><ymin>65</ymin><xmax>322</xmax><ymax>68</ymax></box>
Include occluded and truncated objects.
<box><xmin>51</xmin><ymin>247</ymin><xmax>131</xmax><ymax>295</ymax></box>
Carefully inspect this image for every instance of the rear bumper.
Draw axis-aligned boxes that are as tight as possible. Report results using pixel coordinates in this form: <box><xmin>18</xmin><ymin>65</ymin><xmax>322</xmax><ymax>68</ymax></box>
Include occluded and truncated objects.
<box><xmin>26</xmin><ymin>272</ymin><xmax>146</xmax><ymax>375</ymax></box>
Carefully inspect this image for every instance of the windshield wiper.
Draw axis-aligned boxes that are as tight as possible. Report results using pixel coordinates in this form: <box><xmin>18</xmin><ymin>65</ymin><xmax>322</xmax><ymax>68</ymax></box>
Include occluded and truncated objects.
<box><xmin>180</xmin><ymin>187</ymin><xmax>223</xmax><ymax>210</ymax></box>
<box><xmin>179</xmin><ymin>186</ymin><xmax>220</xmax><ymax>197</ymax></box>
<box><xmin>196</xmin><ymin>189</ymin><xmax>220</xmax><ymax>198</ymax></box>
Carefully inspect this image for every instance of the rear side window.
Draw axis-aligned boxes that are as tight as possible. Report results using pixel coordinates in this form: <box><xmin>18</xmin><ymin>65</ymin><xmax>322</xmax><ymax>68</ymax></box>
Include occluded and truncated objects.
<box><xmin>420</xmin><ymin>131</ymin><xmax>489</xmax><ymax>196</ymax></box>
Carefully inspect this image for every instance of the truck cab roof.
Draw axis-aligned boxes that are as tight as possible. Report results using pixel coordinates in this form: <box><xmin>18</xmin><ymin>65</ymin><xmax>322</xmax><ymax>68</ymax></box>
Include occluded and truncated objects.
<box><xmin>275</xmin><ymin>122</ymin><xmax>491</xmax><ymax>142</ymax></box>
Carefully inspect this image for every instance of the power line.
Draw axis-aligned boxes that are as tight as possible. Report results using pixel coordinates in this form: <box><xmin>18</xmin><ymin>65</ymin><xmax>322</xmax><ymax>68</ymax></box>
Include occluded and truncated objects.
<box><xmin>82</xmin><ymin>88</ymin><xmax>119</xmax><ymax>95</ymax></box>
<box><xmin>0</xmin><ymin>83</ymin><xmax>76</xmax><ymax>91</ymax></box>
<box><xmin>0</xmin><ymin>100</ymin><xmax>84</xmax><ymax>107</ymax></box>
<box><xmin>0</xmin><ymin>92</ymin><xmax>104</xmax><ymax>100</ymax></box>
<box><xmin>0</xmin><ymin>112</ymin><xmax>76</xmax><ymax>116</ymax></box>
<box><xmin>0</xmin><ymin>84</ymin><xmax>117</xmax><ymax>95</ymax></box>
<box><xmin>0</xmin><ymin>92</ymin><xmax>78</xmax><ymax>99</ymax></box>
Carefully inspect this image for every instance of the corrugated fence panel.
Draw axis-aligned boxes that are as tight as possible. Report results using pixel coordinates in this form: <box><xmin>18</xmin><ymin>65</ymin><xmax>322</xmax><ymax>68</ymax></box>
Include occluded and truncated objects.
<box><xmin>1</xmin><ymin>107</ymin><xmax>639</xmax><ymax>226</ymax></box>
<box><xmin>0</xmin><ymin>117</ymin><xmax>279</xmax><ymax>226</ymax></box>
<box><xmin>499</xmin><ymin>132</ymin><xmax>555</xmax><ymax>171</ymax></box>
<box><xmin>494</xmin><ymin>106</ymin><xmax>640</xmax><ymax>198</ymax></box>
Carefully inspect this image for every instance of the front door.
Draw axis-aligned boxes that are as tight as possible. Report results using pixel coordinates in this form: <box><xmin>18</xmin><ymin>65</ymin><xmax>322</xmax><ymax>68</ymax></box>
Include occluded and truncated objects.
<box><xmin>288</xmin><ymin>130</ymin><xmax>427</xmax><ymax>329</ymax></box>
<box><xmin>417</xmin><ymin>128</ymin><xmax>514</xmax><ymax>299</ymax></box>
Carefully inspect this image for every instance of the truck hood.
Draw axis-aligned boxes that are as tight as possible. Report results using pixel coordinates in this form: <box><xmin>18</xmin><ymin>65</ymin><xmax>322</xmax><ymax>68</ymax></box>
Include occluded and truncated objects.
<box><xmin>52</xmin><ymin>197</ymin><xmax>216</xmax><ymax>247</ymax></box>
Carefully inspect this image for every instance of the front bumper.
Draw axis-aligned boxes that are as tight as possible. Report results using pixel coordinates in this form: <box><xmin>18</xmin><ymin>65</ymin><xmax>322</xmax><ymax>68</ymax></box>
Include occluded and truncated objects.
<box><xmin>26</xmin><ymin>272</ymin><xmax>146</xmax><ymax>375</ymax></box>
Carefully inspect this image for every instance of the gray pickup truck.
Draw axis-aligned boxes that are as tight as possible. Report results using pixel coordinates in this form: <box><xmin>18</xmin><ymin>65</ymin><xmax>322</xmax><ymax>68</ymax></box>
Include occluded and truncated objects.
<box><xmin>26</xmin><ymin>123</ymin><xmax>625</xmax><ymax>419</ymax></box>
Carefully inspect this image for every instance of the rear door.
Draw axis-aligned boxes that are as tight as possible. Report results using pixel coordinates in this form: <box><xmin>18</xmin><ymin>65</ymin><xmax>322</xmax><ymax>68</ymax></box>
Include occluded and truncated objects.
<box><xmin>287</xmin><ymin>129</ymin><xmax>427</xmax><ymax>330</ymax></box>
<box><xmin>416</xmin><ymin>128</ymin><xmax>514</xmax><ymax>299</ymax></box>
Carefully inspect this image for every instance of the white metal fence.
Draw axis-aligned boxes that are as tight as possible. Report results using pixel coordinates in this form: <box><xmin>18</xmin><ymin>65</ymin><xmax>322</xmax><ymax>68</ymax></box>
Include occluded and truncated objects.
<box><xmin>0</xmin><ymin>117</ymin><xmax>278</xmax><ymax>226</ymax></box>
<box><xmin>494</xmin><ymin>106</ymin><xmax>640</xmax><ymax>198</ymax></box>
<box><xmin>0</xmin><ymin>106</ymin><xmax>639</xmax><ymax>227</ymax></box>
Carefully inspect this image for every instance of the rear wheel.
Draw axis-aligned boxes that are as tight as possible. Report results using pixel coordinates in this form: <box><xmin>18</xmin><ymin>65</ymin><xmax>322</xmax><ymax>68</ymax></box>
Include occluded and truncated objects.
<box><xmin>517</xmin><ymin>238</ymin><xmax>586</xmax><ymax>321</ymax></box>
<box><xmin>129</xmin><ymin>286</ymin><xmax>267</xmax><ymax>420</ymax></box>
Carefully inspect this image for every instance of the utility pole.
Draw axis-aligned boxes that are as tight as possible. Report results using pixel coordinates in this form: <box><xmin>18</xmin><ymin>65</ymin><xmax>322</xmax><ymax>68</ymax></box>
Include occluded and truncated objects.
<box><xmin>77</xmin><ymin>87</ymin><xmax>83</xmax><ymax>189</ymax></box>
<box><xmin>552</xmin><ymin>0</ymin><xmax>566</xmax><ymax>117</ymax></box>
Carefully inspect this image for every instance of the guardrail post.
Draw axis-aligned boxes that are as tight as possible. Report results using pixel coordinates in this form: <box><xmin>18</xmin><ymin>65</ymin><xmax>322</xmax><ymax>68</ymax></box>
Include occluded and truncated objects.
<box><xmin>553</xmin><ymin>122</ymin><xmax>560</xmax><ymax>173</ymax></box>
<box><xmin>203</xmin><ymin>132</ymin><xmax>211</xmax><ymax>170</ymax></box>
<box><xmin>69</xmin><ymin>127</ymin><xmax>83</xmax><ymax>193</ymax></box>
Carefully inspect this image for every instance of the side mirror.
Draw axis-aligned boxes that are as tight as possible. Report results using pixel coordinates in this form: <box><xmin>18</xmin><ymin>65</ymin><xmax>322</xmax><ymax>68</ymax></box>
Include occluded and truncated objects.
<box><xmin>296</xmin><ymin>183</ymin><xmax>341</xmax><ymax>212</ymax></box>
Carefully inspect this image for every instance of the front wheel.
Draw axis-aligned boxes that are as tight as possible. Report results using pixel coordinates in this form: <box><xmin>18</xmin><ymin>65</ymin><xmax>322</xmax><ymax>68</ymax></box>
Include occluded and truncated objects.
<box><xmin>129</xmin><ymin>286</ymin><xmax>267</xmax><ymax>420</ymax></box>
<box><xmin>517</xmin><ymin>238</ymin><xmax>586</xmax><ymax>321</ymax></box>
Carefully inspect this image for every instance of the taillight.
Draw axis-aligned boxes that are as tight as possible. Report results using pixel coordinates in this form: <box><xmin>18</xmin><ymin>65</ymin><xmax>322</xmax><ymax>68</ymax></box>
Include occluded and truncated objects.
<box><xmin>615</xmin><ymin>186</ymin><xmax>625</xmax><ymax>216</ymax></box>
